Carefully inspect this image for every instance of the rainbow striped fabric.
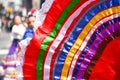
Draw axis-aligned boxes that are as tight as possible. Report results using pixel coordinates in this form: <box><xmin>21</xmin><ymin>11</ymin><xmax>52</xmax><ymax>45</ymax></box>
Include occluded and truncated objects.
<box><xmin>23</xmin><ymin>0</ymin><xmax>120</xmax><ymax>80</ymax></box>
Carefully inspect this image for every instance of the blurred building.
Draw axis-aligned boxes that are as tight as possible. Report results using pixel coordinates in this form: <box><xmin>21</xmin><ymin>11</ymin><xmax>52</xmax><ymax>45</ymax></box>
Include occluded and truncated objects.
<box><xmin>22</xmin><ymin>0</ymin><xmax>45</xmax><ymax>16</ymax></box>
<box><xmin>32</xmin><ymin>0</ymin><xmax>41</xmax><ymax>10</ymax></box>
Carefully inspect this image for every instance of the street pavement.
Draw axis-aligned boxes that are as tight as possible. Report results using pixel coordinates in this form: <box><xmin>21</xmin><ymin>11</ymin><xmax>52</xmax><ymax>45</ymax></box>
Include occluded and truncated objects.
<box><xmin>0</xmin><ymin>31</ymin><xmax>12</xmax><ymax>80</ymax></box>
<box><xmin>0</xmin><ymin>31</ymin><xmax>11</xmax><ymax>63</ymax></box>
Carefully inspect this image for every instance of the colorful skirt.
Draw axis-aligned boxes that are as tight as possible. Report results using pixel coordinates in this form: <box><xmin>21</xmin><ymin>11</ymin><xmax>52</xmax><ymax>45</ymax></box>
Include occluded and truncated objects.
<box><xmin>0</xmin><ymin>53</ymin><xmax>16</xmax><ymax>75</ymax></box>
<box><xmin>8</xmin><ymin>39</ymin><xmax>20</xmax><ymax>55</ymax></box>
<box><xmin>0</xmin><ymin>39</ymin><xmax>19</xmax><ymax>76</ymax></box>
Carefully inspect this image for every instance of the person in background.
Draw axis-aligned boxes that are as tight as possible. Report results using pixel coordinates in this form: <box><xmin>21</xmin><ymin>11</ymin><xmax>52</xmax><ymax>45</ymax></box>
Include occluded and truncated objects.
<box><xmin>9</xmin><ymin>15</ymin><xmax>26</xmax><ymax>55</ymax></box>
<box><xmin>22</xmin><ymin>15</ymin><xmax>36</xmax><ymax>40</ymax></box>
<box><xmin>0</xmin><ymin>14</ymin><xmax>26</xmax><ymax>77</ymax></box>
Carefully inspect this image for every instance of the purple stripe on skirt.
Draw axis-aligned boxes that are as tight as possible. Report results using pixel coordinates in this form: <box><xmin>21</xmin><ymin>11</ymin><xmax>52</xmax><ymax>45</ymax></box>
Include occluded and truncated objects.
<box><xmin>8</xmin><ymin>39</ymin><xmax>19</xmax><ymax>55</ymax></box>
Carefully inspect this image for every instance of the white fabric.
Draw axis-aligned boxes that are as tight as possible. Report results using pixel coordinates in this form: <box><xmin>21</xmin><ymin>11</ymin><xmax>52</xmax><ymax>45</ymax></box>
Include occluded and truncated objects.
<box><xmin>11</xmin><ymin>24</ymin><xmax>26</xmax><ymax>40</ymax></box>
<box><xmin>4</xmin><ymin>77</ymin><xmax>16</xmax><ymax>80</ymax></box>
<box><xmin>16</xmin><ymin>38</ymin><xmax>31</xmax><ymax>80</ymax></box>
<box><xmin>34</xmin><ymin>0</ymin><xmax>54</xmax><ymax>31</ymax></box>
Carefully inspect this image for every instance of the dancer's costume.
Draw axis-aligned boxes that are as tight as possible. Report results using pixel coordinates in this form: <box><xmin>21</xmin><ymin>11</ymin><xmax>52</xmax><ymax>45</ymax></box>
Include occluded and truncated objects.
<box><xmin>18</xmin><ymin>0</ymin><xmax>120</xmax><ymax>80</ymax></box>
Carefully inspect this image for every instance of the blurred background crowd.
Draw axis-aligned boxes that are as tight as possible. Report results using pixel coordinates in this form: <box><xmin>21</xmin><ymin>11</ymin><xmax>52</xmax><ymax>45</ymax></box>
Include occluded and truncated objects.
<box><xmin>0</xmin><ymin>0</ymin><xmax>45</xmax><ymax>33</ymax></box>
<box><xmin>0</xmin><ymin>0</ymin><xmax>45</xmax><ymax>80</ymax></box>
